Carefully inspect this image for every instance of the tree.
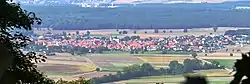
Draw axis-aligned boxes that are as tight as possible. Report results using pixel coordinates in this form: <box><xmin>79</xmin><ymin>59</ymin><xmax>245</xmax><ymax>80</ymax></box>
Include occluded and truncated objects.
<box><xmin>62</xmin><ymin>31</ymin><xmax>67</xmax><ymax>36</ymax></box>
<box><xmin>96</xmin><ymin>68</ymin><xmax>101</xmax><ymax>72</ymax></box>
<box><xmin>0</xmin><ymin>0</ymin><xmax>55</xmax><ymax>83</ymax></box>
<box><xmin>230</xmin><ymin>53</ymin><xmax>233</xmax><ymax>56</ymax></box>
<box><xmin>76</xmin><ymin>31</ymin><xmax>80</xmax><ymax>35</ymax></box>
<box><xmin>184</xmin><ymin>28</ymin><xmax>188</xmax><ymax>33</ymax></box>
<box><xmin>56</xmin><ymin>77</ymin><xmax>91</xmax><ymax>84</ymax></box>
<box><xmin>122</xmin><ymin>31</ymin><xmax>128</xmax><ymax>34</ymax></box>
<box><xmin>119</xmin><ymin>31</ymin><xmax>122</xmax><ymax>34</ymax></box>
<box><xmin>169</xmin><ymin>61</ymin><xmax>185</xmax><ymax>75</ymax></box>
<box><xmin>163</xmin><ymin>30</ymin><xmax>166</xmax><ymax>33</ymax></box>
<box><xmin>86</xmin><ymin>31</ymin><xmax>90</xmax><ymax>35</ymax></box>
<box><xmin>212</xmin><ymin>26</ymin><xmax>218</xmax><ymax>32</ymax></box>
<box><xmin>191</xmin><ymin>52</ymin><xmax>198</xmax><ymax>58</ymax></box>
<box><xmin>133</xmin><ymin>31</ymin><xmax>136</xmax><ymax>34</ymax></box>
<box><xmin>154</xmin><ymin>29</ymin><xmax>159</xmax><ymax>33</ymax></box>
<box><xmin>183</xmin><ymin>59</ymin><xmax>193</xmax><ymax>73</ymax></box>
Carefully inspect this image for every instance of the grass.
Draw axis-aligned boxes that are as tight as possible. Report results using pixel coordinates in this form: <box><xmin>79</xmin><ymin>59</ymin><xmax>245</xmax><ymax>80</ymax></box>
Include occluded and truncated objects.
<box><xmin>45</xmin><ymin>72</ymin><xmax>73</xmax><ymax>76</ymax></box>
<box><xmin>111</xmin><ymin>34</ymin><xmax>122</xmax><ymax>36</ymax></box>
<box><xmin>102</xmin><ymin>51</ymin><xmax>129</xmax><ymax>54</ymax></box>
<box><xmin>142</xmin><ymin>51</ymin><xmax>193</xmax><ymax>55</ymax></box>
<box><xmin>114</xmin><ymin>69</ymin><xmax>232</xmax><ymax>84</ymax></box>
<box><xmin>194</xmin><ymin>69</ymin><xmax>231</xmax><ymax>77</ymax></box>
<box><xmin>137</xmin><ymin>57</ymin><xmax>186</xmax><ymax>64</ymax></box>
<box><xmin>90</xmin><ymin>34</ymin><xmax>104</xmax><ymax>37</ymax></box>
<box><xmin>206</xmin><ymin>59</ymin><xmax>236</xmax><ymax>69</ymax></box>
<box><xmin>101</xmin><ymin>63</ymin><xmax>136</xmax><ymax>72</ymax></box>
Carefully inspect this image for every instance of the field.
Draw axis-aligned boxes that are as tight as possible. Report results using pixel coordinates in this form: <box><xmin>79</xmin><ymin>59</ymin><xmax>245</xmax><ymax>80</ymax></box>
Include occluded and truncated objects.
<box><xmin>34</xmin><ymin>27</ymin><xmax>240</xmax><ymax>37</ymax></box>
<box><xmin>114</xmin><ymin>69</ymin><xmax>232</xmax><ymax>84</ymax></box>
<box><xmin>206</xmin><ymin>59</ymin><xmax>236</xmax><ymax>69</ymax></box>
<box><xmin>35</xmin><ymin>27</ymin><xmax>249</xmax><ymax>83</ymax></box>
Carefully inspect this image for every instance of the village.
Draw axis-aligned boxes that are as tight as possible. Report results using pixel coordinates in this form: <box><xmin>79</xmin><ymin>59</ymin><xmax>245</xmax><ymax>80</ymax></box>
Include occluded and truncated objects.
<box><xmin>24</xmin><ymin>28</ymin><xmax>250</xmax><ymax>56</ymax></box>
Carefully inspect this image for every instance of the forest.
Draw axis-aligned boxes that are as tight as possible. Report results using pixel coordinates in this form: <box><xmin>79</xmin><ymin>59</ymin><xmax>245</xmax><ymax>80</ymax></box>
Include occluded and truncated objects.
<box><xmin>23</xmin><ymin>3</ymin><xmax>250</xmax><ymax>30</ymax></box>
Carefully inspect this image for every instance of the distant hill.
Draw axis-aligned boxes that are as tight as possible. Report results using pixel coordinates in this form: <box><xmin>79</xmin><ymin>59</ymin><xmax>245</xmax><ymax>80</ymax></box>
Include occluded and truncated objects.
<box><xmin>12</xmin><ymin>0</ymin><xmax>250</xmax><ymax>5</ymax></box>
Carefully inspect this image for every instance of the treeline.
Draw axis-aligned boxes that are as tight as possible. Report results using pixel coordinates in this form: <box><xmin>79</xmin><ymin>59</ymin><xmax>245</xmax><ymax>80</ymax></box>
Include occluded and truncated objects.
<box><xmin>24</xmin><ymin>5</ymin><xmax>250</xmax><ymax>30</ymax></box>
<box><xmin>90</xmin><ymin>58</ymin><xmax>224</xmax><ymax>84</ymax></box>
<box><xmin>225</xmin><ymin>29</ymin><xmax>250</xmax><ymax>36</ymax></box>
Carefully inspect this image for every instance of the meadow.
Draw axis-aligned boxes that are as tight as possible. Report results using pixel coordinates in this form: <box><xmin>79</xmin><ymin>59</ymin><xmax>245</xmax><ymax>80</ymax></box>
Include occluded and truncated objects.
<box><xmin>206</xmin><ymin>59</ymin><xmax>236</xmax><ymax>69</ymax></box>
<box><xmin>114</xmin><ymin>69</ymin><xmax>232</xmax><ymax>84</ymax></box>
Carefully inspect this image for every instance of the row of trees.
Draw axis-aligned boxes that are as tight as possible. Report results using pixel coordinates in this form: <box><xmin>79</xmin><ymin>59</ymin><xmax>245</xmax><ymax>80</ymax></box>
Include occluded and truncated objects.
<box><xmin>90</xmin><ymin>58</ymin><xmax>223</xmax><ymax>84</ymax></box>
<box><xmin>118</xmin><ymin>27</ymin><xmax>218</xmax><ymax>35</ymax></box>
<box><xmin>225</xmin><ymin>29</ymin><xmax>250</xmax><ymax>36</ymax></box>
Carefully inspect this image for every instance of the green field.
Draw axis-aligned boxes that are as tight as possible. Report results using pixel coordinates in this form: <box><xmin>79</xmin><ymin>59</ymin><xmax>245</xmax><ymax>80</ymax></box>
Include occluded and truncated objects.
<box><xmin>100</xmin><ymin>51</ymin><xmax>193</xmax><ymax>55</ymax></box>
<box><xmin>102</xmin><ymin>51</ymin><xmax>129</xmax><ymax>54</ymax></box>
<box><xmin>206</xmin><ymin>59</ymin><xmax>236</xmax><ymax>69</ymax></box>
<box><xmin>101</xmin><ymin>63</ymin><xmax>139</xmax><ymax>72</ymax></box>
<box><xmin>114</xmin><ymin>70</ymin><xmax>232</xmax><ymax>84</ymax></box>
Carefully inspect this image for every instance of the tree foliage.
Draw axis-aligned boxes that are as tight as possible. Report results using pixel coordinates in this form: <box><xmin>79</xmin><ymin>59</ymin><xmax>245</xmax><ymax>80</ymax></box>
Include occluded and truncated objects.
<box><xmin>0</xmin><ymin>1</ymin><xmax>56</xmax><ymax>83</ymax></box>
<box><xmin>0</xmin><ymin>1</ymin><xmax>92</xmax><ymax>84</ymax></box>
<box><xmin>191</xmin><ymin>52</ymin><xmax>198</xmax><ymax>58</ymax></box>
<box><xmin>25</xmin><ymin>4</ymin><xmax>250</xmax><ymax>30</ymax></box>
<box><xmin>230</xmin><ymin>52</ymin><xmax>250</xmax><ymax>84</ymax></box>
<box><xmin>212</xmin><ymin>26</ymin><xmax>218</xmax><ymax>32</ymax></box>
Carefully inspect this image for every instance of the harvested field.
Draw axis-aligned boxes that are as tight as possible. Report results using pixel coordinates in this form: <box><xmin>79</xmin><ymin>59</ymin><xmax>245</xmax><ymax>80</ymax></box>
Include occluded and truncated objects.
<box><xmin>79</xmin><ymin>63</ymin><xmax>97</xmax><ymax>72</ymax></box>
<box><xmin>38</xmin><ymin>64</ymin><xmax>81</xmax><ymax>75</ymax></box>
<box><xmin>73</xmin><ymin>72</ymin><xmax>117</xmax><ymax>79</ymax></box>
<box><xmin>34</xmin><ymin>27</ymin><xmax>239</xmax><ymax>37</ymax></box>
<box><xmin>137</xmin><ymin>56</ymin><xmax>191</xmax><ymax>64</ymax></box>
<box><xmin>86</xmin><ymin>56</ymin><xmax>141</xmax><ymax>67</ymax></box>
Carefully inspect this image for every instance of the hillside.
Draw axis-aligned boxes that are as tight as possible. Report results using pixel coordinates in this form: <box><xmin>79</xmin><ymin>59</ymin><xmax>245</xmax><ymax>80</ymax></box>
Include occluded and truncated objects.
<box><xmin>13</xmin><ymin>0</ymin><xmax>250</xmax><ymax>5</ymax></box>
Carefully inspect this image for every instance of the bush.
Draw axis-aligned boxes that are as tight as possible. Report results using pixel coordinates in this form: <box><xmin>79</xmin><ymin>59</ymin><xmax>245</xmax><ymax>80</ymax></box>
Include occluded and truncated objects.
<box><xmin>133</xmin><ymin>31</ymin><xmax>136</xmax><ymax>34</ymax></box>
<box><xmin>154</xmin><ymin>29</ymin><xmax>159</xmax><ymax>33</ymax></box>
<box><xmin>230</xmin><ymin>53</ymin><xmax>233</xmax><ymax>56</ymax></box>
<box><xmin>184</xmin><ymin>28</ymin><xmax>188</xmax><ymax>33</ymax></box>
<box><xmin>191</xmin><ymin>52</ymin><xmax>198</xmax><ymax>58</ymax></box>
<box><xmin>119</xmin><ymin>31</ymin><xmax>122</xmax><ymax>34</ymax></box>
<box><xmin>96</xmin><ymin>68</ymin><xmax>101</xmax><ymax>72</ymax></box>
<box><xmin>163</xmin><ymin>30</ymin><xmax>166</xmax><ymax>33</ymax></box>
<box><xmin>122</xmin><ymin>31</ymin><xmax>128</xmax><ymax>34</ymax></box>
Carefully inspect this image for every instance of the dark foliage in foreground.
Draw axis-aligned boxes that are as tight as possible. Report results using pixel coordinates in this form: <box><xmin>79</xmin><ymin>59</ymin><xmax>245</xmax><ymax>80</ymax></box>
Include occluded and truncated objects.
<box><xmin>230</xmin><ymin>52</ymin><xmax>250</xmax><ymax>84</ymax></box>
<box><xmin>181</xmin><ymin>75</ymin><xmax>208</xmax><ymax>84</ymax></box>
